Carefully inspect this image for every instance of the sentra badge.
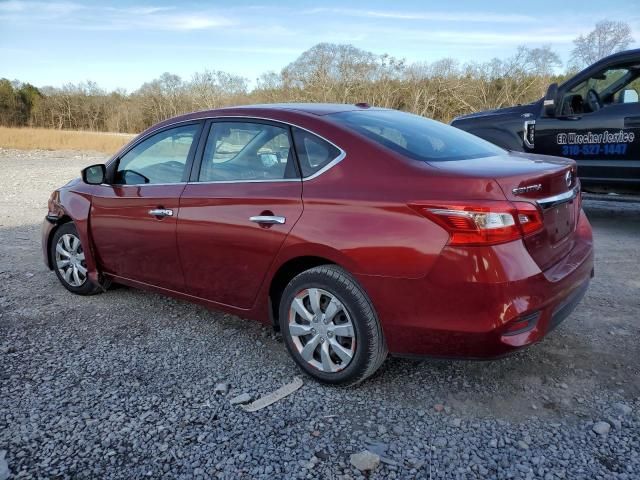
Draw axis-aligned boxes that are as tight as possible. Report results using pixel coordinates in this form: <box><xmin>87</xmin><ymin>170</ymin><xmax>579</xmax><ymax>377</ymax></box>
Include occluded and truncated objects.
<box><xmin>512</xmin><ymin>184</ymin><xmax>542</xmax><ymax>195</ymax></box>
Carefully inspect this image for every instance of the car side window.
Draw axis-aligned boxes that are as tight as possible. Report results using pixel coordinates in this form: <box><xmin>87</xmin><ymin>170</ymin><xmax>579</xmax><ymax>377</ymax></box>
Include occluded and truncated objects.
<box><xmin>198</xmin><ymin>122</ymin><xmax>297</xmax><ymax>182</ymax></box>
<box><xmin>115</xmin><ymin>124</ymin><xmax>199</xmax><ymax>185</ymax></box>
<box><xmin>292</xmin><ymin>127</ymin><xmax>341</xmax><ymax>178</ymax></box>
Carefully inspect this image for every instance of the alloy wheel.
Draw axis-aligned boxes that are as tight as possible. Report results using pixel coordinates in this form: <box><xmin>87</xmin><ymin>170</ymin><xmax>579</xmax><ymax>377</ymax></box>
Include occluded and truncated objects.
<box><xmin>288</xmin><ymin>288</ymin><xmax>356</xmax><ymax>372</ymax></box>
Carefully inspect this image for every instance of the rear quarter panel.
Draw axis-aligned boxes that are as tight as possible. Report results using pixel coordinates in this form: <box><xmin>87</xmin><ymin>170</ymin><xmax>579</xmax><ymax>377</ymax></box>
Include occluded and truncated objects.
<box><xmin>277</xmin><ymin>133</ymin><xmax>508</xmax><ymax>279</ymax></box>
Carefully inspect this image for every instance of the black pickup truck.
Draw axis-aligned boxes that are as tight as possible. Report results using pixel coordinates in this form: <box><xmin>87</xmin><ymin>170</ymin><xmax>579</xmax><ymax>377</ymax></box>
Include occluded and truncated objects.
<box><xmin>452</xmin><ymin>49</ymin><xmax>640</xmax><ymax>194</ymax></box>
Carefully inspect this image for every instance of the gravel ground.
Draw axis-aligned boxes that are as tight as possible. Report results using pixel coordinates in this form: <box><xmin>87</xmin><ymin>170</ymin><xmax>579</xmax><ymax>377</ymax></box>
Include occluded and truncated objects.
<box><xmin>0</xmin><ymin>147</ymin><xmax>639</xmax><ymax>479</ymax></box>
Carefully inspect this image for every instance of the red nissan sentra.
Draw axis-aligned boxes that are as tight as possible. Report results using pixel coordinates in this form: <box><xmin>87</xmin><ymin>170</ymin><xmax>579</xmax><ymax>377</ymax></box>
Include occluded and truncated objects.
<box><xmin>42</xmin><ymin>104</ymin><xmax>594</xmax><ymax>385</ymax></box>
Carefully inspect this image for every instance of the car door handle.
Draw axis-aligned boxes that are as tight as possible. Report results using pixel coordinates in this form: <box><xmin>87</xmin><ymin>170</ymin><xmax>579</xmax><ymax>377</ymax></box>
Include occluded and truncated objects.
<box><xmin>249</xmin><ymin>215</ymin><xmax>286</xmax><ymax>225</ymax></box>
<box><xmin>624</xmin><ymin>116</ymin><xmax>640</xmax><ymax>127</ymax></box>
<box><xmin>148</xmin><ymin>208</ymin><xmax>173</xmax><ymax>217</ymax></box>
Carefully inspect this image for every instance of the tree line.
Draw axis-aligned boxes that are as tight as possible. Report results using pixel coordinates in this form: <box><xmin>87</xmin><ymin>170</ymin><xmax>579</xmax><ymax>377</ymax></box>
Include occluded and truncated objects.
<box><xmin>0</xmin><ymin>20</ymin><xmax>633</xmax><ymax>134</ymax></box>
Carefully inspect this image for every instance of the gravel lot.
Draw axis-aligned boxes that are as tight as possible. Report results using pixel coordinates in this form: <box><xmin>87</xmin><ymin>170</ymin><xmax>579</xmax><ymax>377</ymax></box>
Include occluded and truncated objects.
<box><xmin>1</xmin><ymin>148</ymin><xmax>639</xmax><ymax>479</ymax></box>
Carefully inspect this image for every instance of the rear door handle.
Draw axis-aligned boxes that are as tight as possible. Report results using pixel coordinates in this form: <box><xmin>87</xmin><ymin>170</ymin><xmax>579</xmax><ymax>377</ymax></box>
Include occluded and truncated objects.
<box><xmin>624</xmin><ymin>116</ymin><xmax>640</xmax><ymax>127</ymax></box>
<box><xmin>249</xmin><ymin>215</ymin><xmax>286</xmax><ymax>225</ymax></box>
<box><xmin>148</xmin><ymin>208</ymin><xmax>173</xmax><ymax>217</ymax></box>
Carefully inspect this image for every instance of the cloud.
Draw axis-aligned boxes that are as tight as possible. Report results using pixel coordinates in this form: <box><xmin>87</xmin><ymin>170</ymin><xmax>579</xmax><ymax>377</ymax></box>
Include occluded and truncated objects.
<box><xmin>304</xmin><ymin>7</ymin><xmax>536</xmax><ymax>23</ymax></box>
<box><xmin>412</xmin><ymin>29</ymin><xmax>577</xmax><ymax>45</ymax></box>
<box><xmin>116</xmin><ymin>6</ymin><xmax>175</xmax><ymax>16</ymax></box>
<box><xmin>187</xmin><ymin>45</ymin><xmax>302</xmax><ymax>55</ymax></box>
<box><xmin>119</xmin><ymin>13</ymin><xmax>232</xmax><ymax>31</ymax></box>
<box><xmin>0</xmin><ymin>0</ymin><xmax>83</xmax><ymax>15</ymax></box>
<box><xmin>0</xmin><ymin>1</ymin><xmax>232</xmax><ymax>31</ymax></box>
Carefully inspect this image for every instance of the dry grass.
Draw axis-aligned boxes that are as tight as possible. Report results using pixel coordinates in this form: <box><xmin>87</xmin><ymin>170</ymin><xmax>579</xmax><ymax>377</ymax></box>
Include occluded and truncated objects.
<box><xmin>0</xmin><ymin>127</ymin><xmax>135</xmax><ymax>154</ymax></box>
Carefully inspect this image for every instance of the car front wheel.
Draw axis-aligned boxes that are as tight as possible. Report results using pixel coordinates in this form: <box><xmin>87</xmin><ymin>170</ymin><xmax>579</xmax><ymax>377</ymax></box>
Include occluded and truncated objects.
<box><xmin>50</xmin><ymin>222</ymin><xmax>101</xmax><ymax>295</ymax></box>
<box><xmin>279</xmin><ymin>265</ymin><xmax>387</xmax><ymax>385</ymax></box>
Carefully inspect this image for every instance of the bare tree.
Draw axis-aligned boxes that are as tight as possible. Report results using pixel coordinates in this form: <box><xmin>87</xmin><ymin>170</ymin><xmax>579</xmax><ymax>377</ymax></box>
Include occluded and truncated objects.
<box><xmin>280</xmin><ymin>43</ymin><xmax>382</xmax><ymax>102</ymax></box>
<box><xmin>1</xmin><ymin>41</ymin><xmax>571</xmax><ymax>132</ymax></box>
<box><xmin>189</xmin><ymin>70</ymin><xmax>248</xmax><ymax>110</ymax></box>
<box><xmin>571</xmin><ymin>20</ymin><xmax>633</xmax><ymax>69</ymax></box>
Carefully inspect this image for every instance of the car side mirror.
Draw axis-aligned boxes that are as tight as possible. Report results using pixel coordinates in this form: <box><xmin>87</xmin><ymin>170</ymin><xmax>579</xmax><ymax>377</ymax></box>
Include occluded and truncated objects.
<box><xmin>81</xmin><ymin>164</ymin><xmax>106</xmax><ymax>185</ymax></box>
<box><xmin>542</xmin><ymin>83</ymin><xmax>559</xmax><ymax>117</ymax></box>
<box><xmin>620</xmin><ymin>89</ymin><xmax>639</xmax><ymax>103</ymax></box>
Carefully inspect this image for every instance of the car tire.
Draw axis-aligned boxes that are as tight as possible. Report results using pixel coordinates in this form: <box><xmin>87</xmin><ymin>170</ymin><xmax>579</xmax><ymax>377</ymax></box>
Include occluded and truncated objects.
<box><xmin>50</xmin><ymin>222</ymin><xmax>101</xmax><ymax>296</ymax></box>
<box><xmin>279</xmin><ymin>265</ymin><xmax>387</xmax><ymax>385</ymax></box>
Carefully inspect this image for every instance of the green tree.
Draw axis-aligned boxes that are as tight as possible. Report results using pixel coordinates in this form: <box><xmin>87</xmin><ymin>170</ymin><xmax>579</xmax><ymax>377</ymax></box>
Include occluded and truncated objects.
<box><xmin>17</xmin><ymin>83</ymin><xmax>41</xmax><ymax>125</ymax></box>
<box><xmin>0</xmin><ymin>79</ymin><xmax>17</xmax><ymax>125</ymax></box>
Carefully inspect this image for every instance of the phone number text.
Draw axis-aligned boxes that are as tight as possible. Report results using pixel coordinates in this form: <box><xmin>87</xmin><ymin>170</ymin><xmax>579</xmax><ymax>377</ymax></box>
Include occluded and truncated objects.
<box><xmin>561</xmin><ymin>143</ymin><xmax>628</xmax><ymax>156</ymax></box>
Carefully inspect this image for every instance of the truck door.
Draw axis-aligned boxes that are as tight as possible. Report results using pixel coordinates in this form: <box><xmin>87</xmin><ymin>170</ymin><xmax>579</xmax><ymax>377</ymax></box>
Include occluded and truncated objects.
<box><xmin>533</xmin><ymin>65</ymin><xmax>640</xmax><ymax>192</ymax></box>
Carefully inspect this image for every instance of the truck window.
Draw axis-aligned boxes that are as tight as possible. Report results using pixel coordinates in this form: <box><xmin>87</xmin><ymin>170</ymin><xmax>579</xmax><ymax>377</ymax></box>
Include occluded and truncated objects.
<box><xmin>560</xmin><ymin>66</ymin><xmax>640</xmax><ymax>115</ymax></box>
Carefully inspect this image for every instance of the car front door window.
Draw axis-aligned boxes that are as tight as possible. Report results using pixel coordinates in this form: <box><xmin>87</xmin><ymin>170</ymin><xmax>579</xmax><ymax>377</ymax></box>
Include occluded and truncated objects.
<box><xmin>115</xmin><ymin>124</ymin><xmax>200</xmax><ymax>185</ymax></box>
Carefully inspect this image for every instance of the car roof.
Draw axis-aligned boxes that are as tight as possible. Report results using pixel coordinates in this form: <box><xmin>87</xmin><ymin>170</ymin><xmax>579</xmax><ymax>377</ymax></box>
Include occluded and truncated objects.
<box><xmin>141</xmin><ymin>103</ymin><xmax>386</xmax><ymax>137</ymax></box>
<box><xmin>196</xmin><ymin>103</ymin><xmax>383</xmax><ymax>117</ymax></box>
<box><xmin>184</xmin><ymin>103</ymin><xmax>380</xmax><ymax>119</ymax></box>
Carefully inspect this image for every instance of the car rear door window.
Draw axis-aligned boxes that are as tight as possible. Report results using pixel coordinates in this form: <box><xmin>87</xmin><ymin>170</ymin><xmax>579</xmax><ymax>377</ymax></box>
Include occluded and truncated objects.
<box><xmin>115</xmin><ymin>124</ymin><xmax>199</xmax><ymax>185</ymax></box>
<box><xmin>198</xmin><ymin>122</ymin><xmax>297</xmax><ymax>182</ymax></box>
<box><xmin>292</xmin><ymin>127</ymin><xmax>342</xmax><ymax>177</ymax></box>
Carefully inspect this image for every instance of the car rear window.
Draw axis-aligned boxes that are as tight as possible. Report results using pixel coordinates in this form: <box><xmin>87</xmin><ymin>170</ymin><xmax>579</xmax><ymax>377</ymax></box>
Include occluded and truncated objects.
<box><xmin>329</xmin><ymin>109</ymin><xmax>504</xmax><ymax>162</ymax></box>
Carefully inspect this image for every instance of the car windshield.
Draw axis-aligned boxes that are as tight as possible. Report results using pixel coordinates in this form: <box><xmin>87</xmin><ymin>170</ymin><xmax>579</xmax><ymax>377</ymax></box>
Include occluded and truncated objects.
<box><xmin>329</xmin><ymin>109</ymin><xmax>504</xmax><ymax>161</ymax></box>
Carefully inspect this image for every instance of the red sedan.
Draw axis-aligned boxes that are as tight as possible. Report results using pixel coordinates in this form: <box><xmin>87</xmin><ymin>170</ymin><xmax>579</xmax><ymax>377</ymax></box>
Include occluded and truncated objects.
<box><xmin>42</xmin><ymin>104</ymin><xmax>594</xmax><ymax>385</ymax></box>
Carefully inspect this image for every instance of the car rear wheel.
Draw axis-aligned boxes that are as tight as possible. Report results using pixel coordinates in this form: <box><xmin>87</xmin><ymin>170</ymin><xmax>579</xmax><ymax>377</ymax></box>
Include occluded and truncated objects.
<box><xmin>279</xmin><ymin>265</ymin><xmax>387</xmax><ymax>385</ymax></box>
<box><xmin>50</xmin><ymin>222</ymin><xmax>101</xmax><ymax>295</ymax></box>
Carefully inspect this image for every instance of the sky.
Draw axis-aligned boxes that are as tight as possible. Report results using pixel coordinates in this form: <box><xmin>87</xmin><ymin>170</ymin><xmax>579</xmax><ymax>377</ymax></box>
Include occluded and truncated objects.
<box><xmin>1</xmin><ymin>0</ymin><xmax>639</xmax><ymax>92</ymax></box>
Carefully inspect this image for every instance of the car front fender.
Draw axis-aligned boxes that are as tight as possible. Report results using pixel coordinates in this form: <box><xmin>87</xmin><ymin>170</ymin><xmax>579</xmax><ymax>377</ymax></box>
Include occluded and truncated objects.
<box><xmin>45</xmin><ymin>189</ymin><xmax>101</xmax><ymax>286</ymax></box>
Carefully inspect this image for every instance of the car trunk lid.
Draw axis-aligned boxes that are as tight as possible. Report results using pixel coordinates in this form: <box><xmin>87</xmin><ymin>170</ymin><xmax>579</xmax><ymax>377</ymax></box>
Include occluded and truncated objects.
<box><xmin>430</xmin><ymin>152</ymin><xmax>580</xmax><ymax>271</ymax></box>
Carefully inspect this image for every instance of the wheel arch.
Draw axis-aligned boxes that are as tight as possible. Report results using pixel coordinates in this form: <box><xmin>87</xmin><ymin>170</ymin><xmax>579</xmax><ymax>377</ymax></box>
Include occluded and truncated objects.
<box><xmin>45</xmin><ymin>214</ymin><xmax>72</xmax><ymax>269</ymax></box>
<box><xmin>268</xmin><ymin>255</ymin><xmax>338</xmax><ymax>329</ymax></box>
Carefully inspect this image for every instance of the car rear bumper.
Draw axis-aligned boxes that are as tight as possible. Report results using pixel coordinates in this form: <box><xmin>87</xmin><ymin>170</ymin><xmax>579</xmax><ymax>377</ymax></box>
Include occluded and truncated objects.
<box><xmin>356</xmin><ymin>209</ymin><xmax>594</xmax><ymax>358</ymax></box>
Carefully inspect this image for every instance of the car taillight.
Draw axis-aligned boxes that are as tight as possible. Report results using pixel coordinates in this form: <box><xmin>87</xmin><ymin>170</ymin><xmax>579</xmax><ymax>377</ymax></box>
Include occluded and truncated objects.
<box><xmin>514</xmin><ymin>202</ymin><xmax>544</xmax><ymax>236</ymax></box>
<box><xmin>411</xmin><ymin>201</ymin><xmax>543</xmax><ymax>246</ymax></box>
